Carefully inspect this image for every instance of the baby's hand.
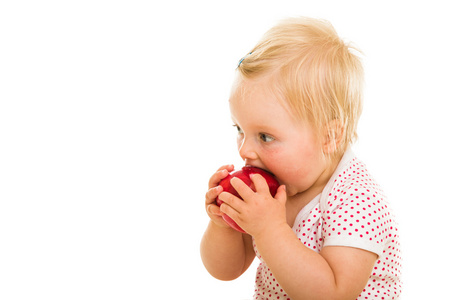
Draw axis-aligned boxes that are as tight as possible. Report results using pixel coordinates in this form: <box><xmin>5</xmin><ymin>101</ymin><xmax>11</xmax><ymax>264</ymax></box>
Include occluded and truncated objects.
<box><xmin>218</xmin><ymin>173</ymin><xmax>287</xmax><ymax>238</ymax></box>
<box><xmin>205</xmin><ymin>164</ymin><xmax>235</xmax><ymax>228</ymax></box>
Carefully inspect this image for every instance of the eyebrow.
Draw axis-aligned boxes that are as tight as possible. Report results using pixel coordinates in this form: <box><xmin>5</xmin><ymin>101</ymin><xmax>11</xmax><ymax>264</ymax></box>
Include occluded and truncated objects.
<box><xmin>231</xmin><ymin>120</ymin><xmax>277</xmax><ymax>134</ymax></box>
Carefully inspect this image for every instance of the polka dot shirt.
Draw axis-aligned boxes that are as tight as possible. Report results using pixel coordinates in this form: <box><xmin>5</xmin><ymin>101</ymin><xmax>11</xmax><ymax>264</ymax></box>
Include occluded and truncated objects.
<box><xmin>252</xmin><ymin>150</ymin><xmax>402</xmax><ymax>300</ymax></box>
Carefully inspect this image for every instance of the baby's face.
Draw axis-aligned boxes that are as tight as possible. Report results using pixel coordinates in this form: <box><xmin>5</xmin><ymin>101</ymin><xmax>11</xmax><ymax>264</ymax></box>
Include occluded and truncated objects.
<box><xmin>229</xmin><ymin>75</ymin><xmax>328</xmax><ymax>197</ymax></box>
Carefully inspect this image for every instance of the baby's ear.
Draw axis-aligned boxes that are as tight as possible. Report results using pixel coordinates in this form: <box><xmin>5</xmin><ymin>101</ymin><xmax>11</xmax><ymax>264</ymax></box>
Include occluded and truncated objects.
<box><xmin>322</xmin><ymin>120</ymin><xmax>344</xmax><ymax>154</ymax></box>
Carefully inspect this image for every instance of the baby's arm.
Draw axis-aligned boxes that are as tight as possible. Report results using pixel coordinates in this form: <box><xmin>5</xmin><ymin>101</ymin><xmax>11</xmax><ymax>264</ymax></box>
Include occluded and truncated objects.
<box><xmin>254</xmin><ymin>224</ymin><xmax>377</xmax><ymax>299</ymax></box>
<box><xmin>201</xmin><ymin>220</ymin><xmax>255</xmax><ymax>280</ymax></box>
<box><xmin>220</xmin><ymin>173</ymin><xmax>377</xmax><ymax>299</ymax></box>
<box><xmin>200</xmin><ymin>165</ymin><xmax>255</xmax><ymax>280</ymax></box>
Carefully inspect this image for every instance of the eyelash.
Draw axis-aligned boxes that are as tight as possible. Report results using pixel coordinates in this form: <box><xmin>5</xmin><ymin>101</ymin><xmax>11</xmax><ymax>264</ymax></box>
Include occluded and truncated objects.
<box><xmin>259</xmin><ymin>133</ymin><xmax>274</xmax><ymax>142</ymax></box>
<box><xmin>233</xmin><ymin>125</ymin><xmax>275</xmax><ymax>143</ymax></box>
<box><xmin>233</xmin><ymin>124</ymin><xmax>243</xmax><ymax>134</ymax></box>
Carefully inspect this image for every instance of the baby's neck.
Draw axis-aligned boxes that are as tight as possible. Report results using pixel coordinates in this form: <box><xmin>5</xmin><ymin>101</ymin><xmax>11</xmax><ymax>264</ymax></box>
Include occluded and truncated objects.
<box><xmin>285</xmin><ymin>155</ymin><xmax>342</xmax><ymax>226</ymax></box>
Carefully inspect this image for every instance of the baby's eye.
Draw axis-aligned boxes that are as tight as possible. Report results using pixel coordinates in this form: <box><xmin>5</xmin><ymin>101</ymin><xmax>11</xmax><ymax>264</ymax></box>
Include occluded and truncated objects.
<box><xmin>233</xmin><ymin>125</ymin><xmax>243</xmax><ymax>134</ymax></box>
<box><xmin>259</xmin><ymin>133</ymin><xmax>275</xmax><ymax>142</ymax></box>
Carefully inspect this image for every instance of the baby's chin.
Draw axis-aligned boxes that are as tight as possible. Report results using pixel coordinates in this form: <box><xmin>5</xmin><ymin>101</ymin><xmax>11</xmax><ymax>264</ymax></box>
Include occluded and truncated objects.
<box><xmin>283</xmin><ymin>185</ymin><xmax>296</xmax><ymax>197</ymax></box>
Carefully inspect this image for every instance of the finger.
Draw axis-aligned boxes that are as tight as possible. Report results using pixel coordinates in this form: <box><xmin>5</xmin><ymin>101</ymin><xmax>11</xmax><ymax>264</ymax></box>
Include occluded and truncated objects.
<box><xmin>207</xmin><ymin>204</ymin><xmax>223</xmax><ymax>216</ymax></box>
<box><xmin>219</xmin><ymin>201</ymin><xmax>240</xmax><ymax>223</ymax></box>
<box><xmin>208</xmin><ymin>165</ymin><xmax>234</xmax><ymax>189</ymax></box>
<box><xmin>249</xmin><ymin>173</ymin><xmax>270</xmax><ymax>194</ymax></box>
<box><xmin>218</xmin><ymin>191</ymin><xmax>244</xmax><ymax>213</ymax></box>
<box><xmin>274</xmin><ymin>185</ymin><xmax>287</xmax><ymax>205</ymax></box>
<box><xmin>206</xmin><ymin>204</ymin><xmax>231</xmax><ymax>229</ymax></box>
<box><xmin>230</xmin><ymin>177</ymin><xmax>255</xmax><ymax>201</ymax></box>
<box><xmin>205</xmin><ymin>185</ymin><xmax>223</xmax><ymax>205</ymax></box>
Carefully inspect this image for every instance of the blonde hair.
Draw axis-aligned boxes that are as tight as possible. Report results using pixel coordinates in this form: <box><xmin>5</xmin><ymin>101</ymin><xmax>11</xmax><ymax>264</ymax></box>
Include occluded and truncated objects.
<box><xmin>237</xmin><ymin>17</ymin><xmax>364</xmax><ymax>156</ymax></box>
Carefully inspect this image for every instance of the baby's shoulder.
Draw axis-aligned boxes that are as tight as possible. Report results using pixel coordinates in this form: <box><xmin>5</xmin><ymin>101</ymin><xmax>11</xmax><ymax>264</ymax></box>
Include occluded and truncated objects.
<box><xmin>333</xmin><ymin>156</ymin><xmax>381</xmax><ymax>192</ymax></box>
<box><xmin>322</xmin><ymin>156</ymin><xmax>387</xmax><ymax>211</ymax></box>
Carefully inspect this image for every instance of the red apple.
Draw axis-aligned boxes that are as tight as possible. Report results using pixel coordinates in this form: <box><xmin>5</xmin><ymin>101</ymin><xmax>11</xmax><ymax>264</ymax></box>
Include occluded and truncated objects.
<box><xmin>215</xmin><ymin>166</ymin><xmax>280</xmax><ymax>233</ymax></box>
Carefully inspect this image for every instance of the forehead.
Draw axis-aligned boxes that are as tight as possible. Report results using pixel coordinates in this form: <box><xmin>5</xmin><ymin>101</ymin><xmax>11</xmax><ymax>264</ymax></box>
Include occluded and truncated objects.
<box><xmin>229</xmin><ymin>75</ymin><xmax>294</xmax><ymax>127</ymax></box>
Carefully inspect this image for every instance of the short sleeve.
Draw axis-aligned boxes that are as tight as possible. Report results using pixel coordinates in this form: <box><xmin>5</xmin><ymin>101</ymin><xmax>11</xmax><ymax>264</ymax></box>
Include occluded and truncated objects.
<box><xmin>321</xmin><ymin>160</ymin><xmax>394</xmax><ymax>257</ymax></box>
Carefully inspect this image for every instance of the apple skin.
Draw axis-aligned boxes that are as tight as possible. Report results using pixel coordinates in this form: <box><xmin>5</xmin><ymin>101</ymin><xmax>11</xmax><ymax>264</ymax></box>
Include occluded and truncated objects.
<box><xmin>215</xmin><ymin>166</ymin><xmax>280</xmax><ymax>234</ymax></box>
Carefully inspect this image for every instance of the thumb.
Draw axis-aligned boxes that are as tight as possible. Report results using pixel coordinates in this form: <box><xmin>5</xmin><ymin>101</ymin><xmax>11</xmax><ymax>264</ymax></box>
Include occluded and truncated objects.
<box><xmin>274</xmin><ymin>185</ymin><xmax>287</xmax><ymax>205</ymax></box>
<box><xmin>207</xmin><ymin>204</ymin><xmax>222</xmax><ymax>216</ymax></box>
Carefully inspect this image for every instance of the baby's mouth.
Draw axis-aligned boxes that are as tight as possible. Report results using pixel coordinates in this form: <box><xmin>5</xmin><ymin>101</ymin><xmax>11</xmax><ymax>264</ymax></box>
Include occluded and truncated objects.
<box><xmin>244</xmin><ymin>164</ymin><xmax>276</xmax><ymax>177</ymax></box>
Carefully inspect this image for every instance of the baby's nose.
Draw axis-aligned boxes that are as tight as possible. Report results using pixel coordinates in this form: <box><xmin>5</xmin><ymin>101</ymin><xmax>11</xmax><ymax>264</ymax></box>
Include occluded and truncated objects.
<box><xmin>238</xmin><ymin>138</ymin><xmax>258</xmax><ymax>161</ymax></box>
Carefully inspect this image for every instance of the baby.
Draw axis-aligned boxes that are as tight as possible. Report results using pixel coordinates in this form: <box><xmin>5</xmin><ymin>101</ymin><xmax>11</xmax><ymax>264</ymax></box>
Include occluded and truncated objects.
<box><xmin>201</xmin><ymin>17</ymin><xmax>402</xmax><ymax>300</ymax></box>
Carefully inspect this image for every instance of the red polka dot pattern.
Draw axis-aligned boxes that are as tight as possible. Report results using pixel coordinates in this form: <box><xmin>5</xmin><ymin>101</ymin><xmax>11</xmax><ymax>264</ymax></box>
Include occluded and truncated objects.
<box><xmin>252</xmin><ymin>154</ymin><xmax>402</xmax><ymax>300</ymax></box>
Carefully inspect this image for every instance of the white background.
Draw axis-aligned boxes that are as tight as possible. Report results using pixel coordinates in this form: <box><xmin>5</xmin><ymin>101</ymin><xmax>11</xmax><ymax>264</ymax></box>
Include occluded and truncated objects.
<box><xmin>1</xmin><ymin>1</ymin><xmax>449</xmax><ymax>299</ymax></box>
